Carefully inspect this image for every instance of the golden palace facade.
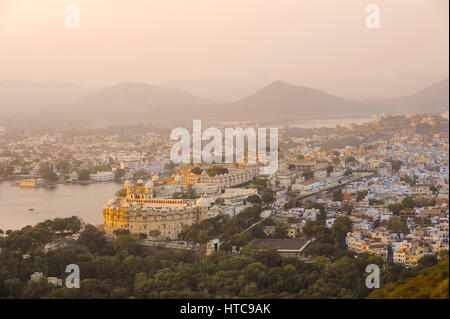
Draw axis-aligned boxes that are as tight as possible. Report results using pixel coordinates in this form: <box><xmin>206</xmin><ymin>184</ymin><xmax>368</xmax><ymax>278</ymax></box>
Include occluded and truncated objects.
<box><xmin>102</xmin><ymin>180</ymin><xmax>206</xmax><ymax>239</ymax></box>
<box><xmin>170</xmin><ymin>164</ymin><xmax>259</xmax><ymax>188</ymax></box>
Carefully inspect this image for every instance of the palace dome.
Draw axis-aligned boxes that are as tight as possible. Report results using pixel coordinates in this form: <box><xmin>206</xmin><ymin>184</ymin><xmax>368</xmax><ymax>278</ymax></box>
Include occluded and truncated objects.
<box><xmin>196</xmin><ymin>197</ymin><xmax>211</xmax><ymax>207</ymax></box>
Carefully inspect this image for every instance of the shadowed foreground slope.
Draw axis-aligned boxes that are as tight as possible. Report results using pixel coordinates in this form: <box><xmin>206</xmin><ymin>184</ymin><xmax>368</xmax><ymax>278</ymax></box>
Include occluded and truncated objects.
<box><xmin>368</xmin><ymin>256</ymin><xmax>449</xmax><ymax>299</ymax></box>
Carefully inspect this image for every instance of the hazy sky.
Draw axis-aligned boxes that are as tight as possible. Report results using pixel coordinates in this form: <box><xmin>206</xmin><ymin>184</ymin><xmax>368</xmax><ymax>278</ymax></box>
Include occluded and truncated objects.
<box><xmin>0</xmin><ymin>0</ymin><xmax>448</xmax><ymax>88</ymax></box>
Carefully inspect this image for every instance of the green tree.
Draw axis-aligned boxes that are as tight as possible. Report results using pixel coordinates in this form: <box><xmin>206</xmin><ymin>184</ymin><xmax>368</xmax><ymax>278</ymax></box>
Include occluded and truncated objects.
<box><xmin>261</xmin><ymin>189</ymin><xmax>275</xmax><ymax>204</ymax></box>
<box><xmin>326</xmin><ymin>165</ymin><xmax>334</xmax><ymax>176</ymax></box>
<box><xmin>357</xmin><ymin>190</ymin><xmax>368</xmax><ymax>202</ymax></box>
<box><xmin>345</xmin><ymin>156</ymin><xmax>356</xmax><ymax>164</ymax></box>
<box><xmin>388</xmin><ymin>203</ymin><xmax>403</xmax><ymax>215</ymax></box>
<box><xmin>190</xmin><ymin>167</ymin><xmax>202</xmax><ymax>175</ymax></box>
<box><xmin>303</xmin><ymin>169</ymin><xmax>314</xmax><ymax>180</ymax></box>
<box><xmin>250</xmin><ymin>178</ymin><xmax>268</xmax><ymax>192</ymax></box>
<box><xmin>39</xmin><ymin>163</ymin><xmax>58</xmax><ymax>182</ymax></box>
<box><xmin>386</xmin><ymin>158</ymin><xmax>402</xmax><ymax>172</ymax></box>
<box><xmin>115</xmin><ymin>188</ymin><xmax>127</xmax><ymax>198</ymax></box>
<box><xmin>149</xmin><ymin>230</ymin><xmax>161</xmax><ymax>238</ymax></box>
<box><xmin>250</xmin><ymin>224</ymin><xmax>267</xmax><ymax>239</ymax></box>
<box><xmin>78</xmin><ymin>224</ymin><xmax>107</xmax><ymax>253</ymax></box>
<box><xmin>113</xmin><ymin>229</ymin><xmax>130</xmax><ymax>236</ymax></box>
<box><xmin>386</xmin><ymin>217</ymin><xmax>408</xmax><ymax>234</ymax></box>
<box><xmin>3</xmin><ymin>278</ymin><xmax>24</xmax><ymax>298</ymax></box>
<box><xmin>369</xmin><ymin>199</ymin><xmax>385</xmax><ymax>206</ymax></box>
<box><xmin>274</xmin><ymin>224</ymin><xmax>288</xmax><ymax>239</ymax></box>
<box><xmin>113</xmin><ymin>234</ymin><xmax>140</xmax><ymax>255</ymax></box>
<box><xmin>55</xmin><ymin>160</ymin><xmax>71</xmax><ymax>175</ymax></box>
<box><xmin>401</xmin><ymin>196</ymin><xmax>415</xmax><ymax>209</ymax></box>
<box><xmin>416</xmin><ymin>255</ymin><xmax>438</xmax><ymax>271</ymax></box>
<box><xmin>341</xmin><ymin>202</ymin><xmax>354</xmax><ymax>214</ymax></box>
<box><xmin>114</xmin><ymin>169</ymin><xmax>125</xmax><ymax>180</ymax></box>
<box><xmin>215</xmin><ymin>198</ymin><xmax>225</xmax><ymax>205</ymax></box>
<box><xmin>23</xmin><ymin>277</ymin><xmax>53</xmax><ymax>299</ymax></box>
<box><xmin>331</xmin><ymin>216</ymin><xmax>352</xmax><ymax>246</ymax></box>
<box><xmin>429</xmin><ymin>186</ymin><xmax>439</xmax><ymax>195</ymax></box>
<box><xmin>247</xmin><ymin>194</ymin><xmax>262</xmax><ymax>205</ymax></box>
<box><xmin>183</xmin><ymin>184</ymin><xmax>198</xmax><ymax>199</ymax></box>
<box><xmin>401</xmin><ymin>175</ymin><xmax>416</xmax><ymax>187</ymax></box>
<box><xmin>333</xmin><ymin>190</ymin><xmax>344</xmax><ymax>202</ymax></box>
<box><xmin>51</xmin><ymin>216</ymin><xmax>81</xmax><ymax>233</ymax></box>
<box><xmin>207</xmin><ymin>166</ymin><xmax>228</xmax><ymax>177</ymax></box>
<box><xmin>78</xmin><ymin>169</ymin><xmax>90</xmax><ymax>181</ymax></box>
<box><xmin>302</xmin><ymin>220</ymin><xmax>327</xmax><ymax>239</ymax></box>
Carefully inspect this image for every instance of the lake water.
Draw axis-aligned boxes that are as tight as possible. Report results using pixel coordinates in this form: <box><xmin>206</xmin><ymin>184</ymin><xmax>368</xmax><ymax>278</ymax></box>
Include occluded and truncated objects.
<box><xmin>210</xmin><ymin>117</ymin><xmax>375</xmax><ymax>129</ymax></box>
<box><xmin>0</xmin><ymin>181</ymin><xmax>123</xmax><ymax>230</ymax></box>
<box><xmin>289</xmin><ymin>117</ymin><xmax>375</xmax><ymax>129</ymax></box>
<box><xmin>0</xmin><ymin>118</ymin><xmax>377</xmax><ymax>231</ymax></box>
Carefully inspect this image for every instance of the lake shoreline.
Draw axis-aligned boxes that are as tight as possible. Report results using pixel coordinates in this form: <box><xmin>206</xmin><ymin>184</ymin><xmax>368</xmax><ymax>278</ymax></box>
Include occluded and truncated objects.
<box><xmin>0</xmin><ymin>181</ymin><xmax>123</xmax><ymax>231</ymax></box>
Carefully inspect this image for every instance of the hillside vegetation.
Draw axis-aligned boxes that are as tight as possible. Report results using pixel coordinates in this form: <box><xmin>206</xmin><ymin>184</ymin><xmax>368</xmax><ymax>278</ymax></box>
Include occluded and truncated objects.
<box><xmin>368</xmin><ymin>255</ymin><xmax>449</xmax><ymax>299</ymax></box>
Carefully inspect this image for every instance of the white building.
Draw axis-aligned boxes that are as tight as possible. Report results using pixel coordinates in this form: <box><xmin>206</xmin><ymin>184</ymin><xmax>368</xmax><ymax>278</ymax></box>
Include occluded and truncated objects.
<box><xmin>89</xmin><ymin>171</ymin><xmax>115</xmax><ymax>182</ymax></box>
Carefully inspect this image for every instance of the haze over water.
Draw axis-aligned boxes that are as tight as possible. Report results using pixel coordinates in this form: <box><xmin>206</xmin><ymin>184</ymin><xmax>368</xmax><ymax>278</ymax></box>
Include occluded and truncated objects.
<box><xmin>0</xmin><ymin>182</ymin><xmax>122</xmax><ymax>230</ymax></box>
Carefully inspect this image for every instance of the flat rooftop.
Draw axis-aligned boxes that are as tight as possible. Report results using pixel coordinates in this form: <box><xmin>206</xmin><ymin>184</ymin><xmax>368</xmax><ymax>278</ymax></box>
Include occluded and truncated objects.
<box><xmin>250</xmin><ymin>238</ymin><xmax>309</xmax><ymax>251</ymax></box>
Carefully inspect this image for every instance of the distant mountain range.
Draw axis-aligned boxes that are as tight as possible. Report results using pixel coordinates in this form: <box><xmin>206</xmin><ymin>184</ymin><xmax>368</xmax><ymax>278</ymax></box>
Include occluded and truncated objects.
<box><xmin>72</xmin><ymin>82</ymin><xmax>214</xmax><ymax>118</ymax></box>
<box><xmin>369</xmin><ymin>78</ymin><xmax>449</xmax><ymax>114</ymax></box>
<box><xmin>314</xmin><ymin>73</ymin><xmax>448</xmax><ymax>100</ymax></box>
<box><xmin>0</xmin><ymin>78</ymin><xmax>448</xmax><ymax>126</ymax></box>
<box><xmin>173</xmin><ymin>81</ymin><xmax>370</xmax><ymax>120</ymax></box>
<box><xmin>160</xmin><ymin>78</ymin><xmax>271</xmax><ymax>103</ymax></box>
<box><xmin>154</xmin><ymin>78</ymin><xmax>449</xmax><ymax>121</ymax></box>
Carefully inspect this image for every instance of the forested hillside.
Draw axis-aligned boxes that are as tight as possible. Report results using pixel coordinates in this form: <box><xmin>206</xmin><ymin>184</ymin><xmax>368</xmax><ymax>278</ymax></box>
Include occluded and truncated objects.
<box><xmin>0</xmin><ymin>215</ymin><xmax>447</xmax><ymax>299</ymax></box>
<box><xmin>368</xmin><ymin>255</ymin><xmax>449</xmax><ymax>299</ymax></box>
